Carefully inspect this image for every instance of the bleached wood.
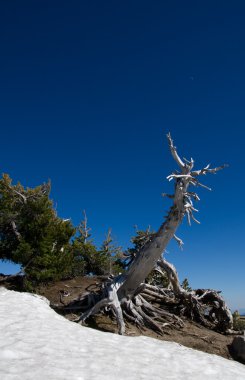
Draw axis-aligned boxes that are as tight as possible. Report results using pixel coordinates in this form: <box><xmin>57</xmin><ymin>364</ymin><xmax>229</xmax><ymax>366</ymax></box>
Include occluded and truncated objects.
<box><xmin>192</xmin><ymin>164</ymin><xmax>228</xmax><ymax>177</ymax></box>
<box><xmin>78</xmin><ymin>134</ymin><xmax>230</xmax><ymax>334</ymax></box>
<box><xmin>173</xmin><ymin>234</ymin><xmax>184</xmax><ymax>249</ymax></box>
<box><xmin>166</xmin><ymin>132</ymin><xmax>185</xmax><ymax>169</ymax></box>
<box><xmin>78</xmin><ymin>278</ymin><xmax>125</xmax><ymax>334</ymax></box>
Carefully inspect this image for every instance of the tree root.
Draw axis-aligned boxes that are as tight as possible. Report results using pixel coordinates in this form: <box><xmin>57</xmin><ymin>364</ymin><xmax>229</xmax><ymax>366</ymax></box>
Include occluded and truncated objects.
<box><xmin>120</xmin><ymin>294</ymin><xmax>184</xmax><ymax>334</ymax></box>
<box><xmin>76</xmin><ymin>278</ymin><xmax>126</xmax><ymax>335</ymax></box>
<box><xmin>68</xmin><ymin>259</ymin><xmax>234</xmax><ymax>336</ymax></box>
<box><xmin>70</xmin><ymin>277</ymin><xmax>234</xmax><ymax>336</ymax></box>
<box><xmin>70</xmin><ymin>278</ymin><xmax>182</xmax><ymax>335</ymax></box>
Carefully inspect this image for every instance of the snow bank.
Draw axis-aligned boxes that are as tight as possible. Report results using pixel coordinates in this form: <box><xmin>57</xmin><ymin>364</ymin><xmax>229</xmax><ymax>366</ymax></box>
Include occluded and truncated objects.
<box><xmin>0</xmin><ymin>288</ymin><xmax>245</xmax><ymax>380</ymax></box>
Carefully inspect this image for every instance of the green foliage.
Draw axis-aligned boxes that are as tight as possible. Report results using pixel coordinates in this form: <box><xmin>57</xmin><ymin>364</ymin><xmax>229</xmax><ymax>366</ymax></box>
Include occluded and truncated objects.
<box><xmin>0</xmin><ymin>174</ymin><xmax>124</xmax><ymax>285</ymax></box>
<box><xmin>146</xmin><ymin>269</ymin><xmax>169</xmax><ymax>288</ymax></box>
<box><xmin>99</xmin><ymin>228</ymin><xmax>124</xmax><ymax>276</ymax></box>
<box><xmin>0</xmin><ymin>173</ymin><xmax>75</xmax><ymax>286</ymax></box>
<box><xmin>70</xmin><ymin>239</ymin><xmax>86</xmax><ymax>277</ymax></box>
<box><xmin>71</xmin><ymin>239</ymin><xmax>101</xmax><ymax>276</ymax></box>
<box><xmin>232</xmin><ymin>311</ymin><xmax>245</xmax><ymax>331</ymax></box>
<box><xmin>181</xmin><ymin>278</ymin><xmax>192</xmax><ymax>292</ymax></box>
<box><xmin>71</xmin><ymin>218</ymin><xmax>123</xmax><ymax>276</ymax></box>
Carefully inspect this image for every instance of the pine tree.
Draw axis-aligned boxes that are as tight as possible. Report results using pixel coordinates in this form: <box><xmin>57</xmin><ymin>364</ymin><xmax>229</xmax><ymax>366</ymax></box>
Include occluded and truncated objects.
<box><xmin>71</xmin><ymin>214</ymin><xmax>123</xmax><ymax>276</ymax></box>
<box><xmin>71</xmin><ymin>211</ymin><xmax>102</xmax><ymax>276</ymax></box>
<box><xmin>181</xmin><ymin>278</ymin><xmax>192</xmax><ymax>292</ymax></box>
<box><xmin>99</xmin><ymin>228</ymin><xmax>124</xmax><ymax>276</ymax></box>
<box><xmin>0</xmin><ymin>173</ymin><xmax>75</xmax><ymax>287</ymax></box>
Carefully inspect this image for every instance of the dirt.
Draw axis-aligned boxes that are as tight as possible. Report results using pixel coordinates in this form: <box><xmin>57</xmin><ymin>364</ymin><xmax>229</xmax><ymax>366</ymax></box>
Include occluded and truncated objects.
<box><xmin>1</xmin><ymin>275</ymin><xmax>238</xmax><ymax>361</ymax></box>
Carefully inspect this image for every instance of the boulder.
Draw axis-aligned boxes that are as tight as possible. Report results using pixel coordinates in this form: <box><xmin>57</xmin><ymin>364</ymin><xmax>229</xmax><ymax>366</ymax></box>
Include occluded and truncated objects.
<box><xmin>231</xmin><ymin>334</ymin><xmax>245</xmax><ymax>363</ymax></box>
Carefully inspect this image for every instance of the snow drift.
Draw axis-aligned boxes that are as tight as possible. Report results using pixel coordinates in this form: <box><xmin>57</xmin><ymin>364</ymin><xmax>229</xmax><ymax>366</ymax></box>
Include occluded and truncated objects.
<box><xmin>0</xmin><ymin>287</ymin><xmax>245</xmax><ymax>380</ymax></box>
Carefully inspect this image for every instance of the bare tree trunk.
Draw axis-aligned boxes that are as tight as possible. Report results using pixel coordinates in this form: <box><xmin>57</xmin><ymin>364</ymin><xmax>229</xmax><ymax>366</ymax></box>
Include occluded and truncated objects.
<box><xmin>76</xmin><ymin>133</ymin><xmax>233</xmax><ymax>335</ymax></box>
<box><xmin>118</xmin><ymin>133</ymin><xmax>225</xmax><ymax>301</ymax></box>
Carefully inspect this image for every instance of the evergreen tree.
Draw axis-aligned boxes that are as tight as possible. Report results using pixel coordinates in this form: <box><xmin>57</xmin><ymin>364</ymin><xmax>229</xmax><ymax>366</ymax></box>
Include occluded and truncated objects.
<box><xmin>0</xmin><ymin>173</ymin><xmax>75</xmax><ymax>286</ymax></box>
<box><xmin>181</xmin><ymin>278</ymin><xmax>192</xmax><ymax>292</ymax></box>
<box><xmin>71</xmin><ymin>214</ymin><xmax>123</xmax><ymax>276</ymax></box>
<box><xmin>71</xmin><ymin>211</ymin><xmax>103</xmax><ymax>276</ymax></box>
<box><xmin>99</xmin><ymin>228</ymin><xmax>124</xmax><ymax>276</ymax></box>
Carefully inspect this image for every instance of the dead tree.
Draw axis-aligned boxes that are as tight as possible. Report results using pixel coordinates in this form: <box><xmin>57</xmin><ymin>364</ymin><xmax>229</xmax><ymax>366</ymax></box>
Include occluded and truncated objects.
<box><xmin>75</xmin><ymin>133</ymin><xmax>233</xmax><ymax>335</ymax></box>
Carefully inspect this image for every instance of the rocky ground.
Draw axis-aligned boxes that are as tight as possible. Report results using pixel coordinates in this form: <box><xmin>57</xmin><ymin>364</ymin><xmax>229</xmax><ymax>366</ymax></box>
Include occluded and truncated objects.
<box><xmin>1</xmin><ymin>275</ymin><xmax>238</xmax><ymax>361</ymax></box>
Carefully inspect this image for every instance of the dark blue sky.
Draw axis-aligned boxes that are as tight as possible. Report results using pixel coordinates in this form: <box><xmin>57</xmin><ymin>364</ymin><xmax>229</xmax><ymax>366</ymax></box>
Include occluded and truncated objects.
<box><xmin>0</xmin><ymin>1</ymin><xmax>244</xmax><ymax>310</ymax></box>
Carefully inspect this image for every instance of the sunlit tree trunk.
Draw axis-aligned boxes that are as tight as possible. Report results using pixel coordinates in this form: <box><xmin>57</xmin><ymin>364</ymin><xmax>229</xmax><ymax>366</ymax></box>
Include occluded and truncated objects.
<box><xmin>78</xmin><ymin>134</ymin><xmax>233</xmax><ymax>335</ymax></box>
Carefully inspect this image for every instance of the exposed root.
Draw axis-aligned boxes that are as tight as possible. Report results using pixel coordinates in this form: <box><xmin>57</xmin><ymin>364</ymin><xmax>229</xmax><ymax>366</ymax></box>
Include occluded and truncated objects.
<box><xmin>69</xmin><ymin>248</ymin><xmax>233</xmax><ymax>336</ymax></box>
<box><xmin>76</xmin><ymin>277</ymin><xmax>125</xmax><ymax>335</ymax></box>
<box><xmin>156</xmin><ymin>257</ymin><xmax>234</xmax><ymax>333</ymax></box>
<box><xmin>71</xmin><ymin>278</ymin><xmax>184</xmax><ymax>335</ymax></box>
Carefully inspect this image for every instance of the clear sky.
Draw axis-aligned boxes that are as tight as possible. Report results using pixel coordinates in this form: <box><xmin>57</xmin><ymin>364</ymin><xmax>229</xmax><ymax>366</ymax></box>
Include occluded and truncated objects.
<box><xmin>0</xmin><ymin>1</ymin><xmax>244</xmax><ymax>311</ymax></box>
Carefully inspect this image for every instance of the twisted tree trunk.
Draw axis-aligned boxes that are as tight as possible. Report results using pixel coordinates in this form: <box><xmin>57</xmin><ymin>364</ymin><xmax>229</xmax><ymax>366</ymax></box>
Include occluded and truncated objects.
<box><xmin>76</xmin><ymin>134</ymin><xmax>233</xmax><ymax>335</ymax></box>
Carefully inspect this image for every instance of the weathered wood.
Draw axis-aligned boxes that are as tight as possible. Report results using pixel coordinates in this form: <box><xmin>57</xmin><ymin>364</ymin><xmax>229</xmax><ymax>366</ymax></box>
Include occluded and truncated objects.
<box><xmin>78</xmin><ymin>133</ymin><xmax>231</xmax><ymax>335</ymax></box>
<box><xmin>117</xmin><ymin>133</ymin><xmax>224</xmax><ymax>302</ymax></box>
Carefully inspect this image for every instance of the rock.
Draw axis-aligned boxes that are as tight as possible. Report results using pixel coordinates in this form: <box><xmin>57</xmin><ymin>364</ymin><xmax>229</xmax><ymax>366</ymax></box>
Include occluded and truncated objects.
<box><xmin>231</xmin><ymin>334</ymin><xmax>245</xmax><ymax>363</ymax></box>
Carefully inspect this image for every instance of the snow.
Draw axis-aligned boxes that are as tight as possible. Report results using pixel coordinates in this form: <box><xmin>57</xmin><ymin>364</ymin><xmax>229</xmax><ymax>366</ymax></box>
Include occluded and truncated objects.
<box><xmin>0</xmin><ymin>288</ymin><xmax>245</xmax><ymax>380</ymax></box>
